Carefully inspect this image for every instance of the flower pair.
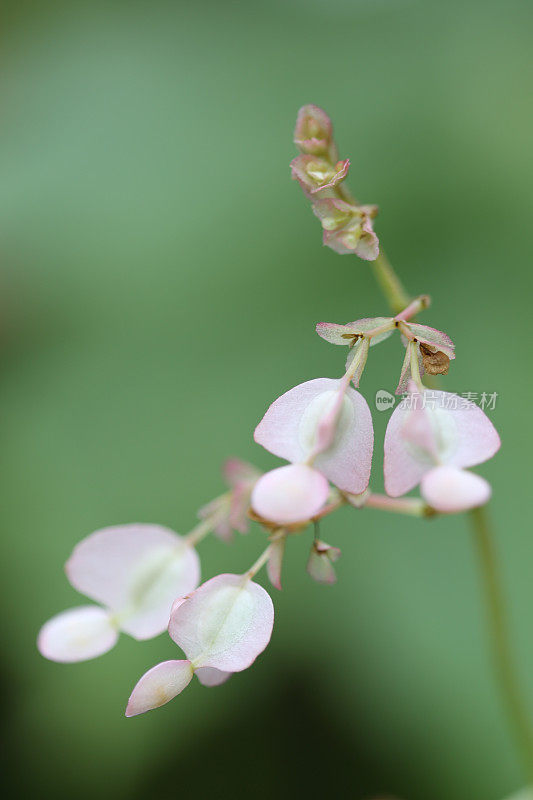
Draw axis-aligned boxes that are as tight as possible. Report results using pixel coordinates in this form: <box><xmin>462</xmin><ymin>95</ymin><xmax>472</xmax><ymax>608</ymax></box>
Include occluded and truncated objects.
<box><xmin>250</xmin><ymin>374</ymin><xmax>500</xmax><ymax>523</ymax></box>
<box><xmin>38</xmin><ymin>459</ymin><xmax>261</xmax><ymax>664</ymax></box>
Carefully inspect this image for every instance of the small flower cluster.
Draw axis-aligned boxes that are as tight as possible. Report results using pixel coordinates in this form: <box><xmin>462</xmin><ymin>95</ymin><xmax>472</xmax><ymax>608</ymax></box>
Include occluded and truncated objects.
<box><xmin>37</xmin><ymin>105</ymin><xmax>501</xmax><ymax>720</ymax></box>
<box><xmin>292</xmin><ymin>105</ymin><xmax>379</xmax><ymax>260</ymax></box>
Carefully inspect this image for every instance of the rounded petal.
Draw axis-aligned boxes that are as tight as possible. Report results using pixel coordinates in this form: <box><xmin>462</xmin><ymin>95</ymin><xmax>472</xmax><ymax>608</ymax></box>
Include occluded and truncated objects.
<box><xmin>195</xmin><ymin>667</ymin><xmax>232</xmax><ymax>687</ymax></box>
<box><xmin>421</xmin><ymin>466</ymin><xmax>491</xmax><ymax>513</ymax></box>
<box><xmin>169</xmin><ymin>574</ymin><xmax>274</xmax><ymax>673</ymax></box>
<box><xmin>251</xmin><ymin>464</ymin><xmax>329</xmax><ymax>525</ymax></box>
<box><xmin>404</xmin><ymin>323</ymin><xmax>455</xmax><ymax>359</ymax></box>
<box><xmin>384</xmin><ymin>390</ymin><xmax>501</xmax><ymax>496</ymax></box>
<box><xmin>66</xmin><ymin>524</ymin><xmax>200</xmax><ymax>640</ymax></box>
<box><xmin>125</xmin><ymin>660</ymin><xmax>193</xmax><ymax>717</ymax></box>
<box><xmin>38</xmin><ymin>606</ymin><xmax>118</xmax><ymax>663</ymax></box>
<box><xmin>254</xmin><ymin>378</ymin><xmax>374</xmax><ymax>494</ymax></box>
<box><xmin>316</xmin><ymin>317</ymin><xmax>393</xmax><ymax>347</ymax></box>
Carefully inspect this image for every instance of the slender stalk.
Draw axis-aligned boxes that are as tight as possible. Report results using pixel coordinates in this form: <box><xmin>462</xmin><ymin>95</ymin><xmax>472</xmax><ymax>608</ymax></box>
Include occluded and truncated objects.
<box><xmin>362</xmin><ymin>493</ymin><xmax>431</xmax><ymax>517</ymax></box>
<box><xmin>246</xmin><ymin>543</ymin><xmax>273</xmax><ymax>579</ymax></box>
<box><xmin>471</xmin><ymin>507</ymin><xmax>533</xmax><ymax>784</ymax></box>
<box><xmin>184</xmin><ymin>497</ymin><xmax>229</xmax><ymax>547</ymax></box>
<box><xmin>367</xmin><ymin>232</ymin><xmax>533</xmax><ymax>782</ymax></box>
<box><xmin>371</xmin><ymin>250</ymin><xmax>411</xmax><ymax>313</ymax></box>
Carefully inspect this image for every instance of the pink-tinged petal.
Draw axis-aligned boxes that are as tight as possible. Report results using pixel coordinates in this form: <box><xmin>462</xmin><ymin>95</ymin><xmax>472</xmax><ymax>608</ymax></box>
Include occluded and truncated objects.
<box><xmin>125</xmin><ymin>660</ymin><xmax>193</xmax><ymax>717</ymax></box>
<box><xmin>323</xmin><ymin>223</ymin><xmax>379</xmax><ymax>260</ymax></box>
<box><xmin>395</xmin><ymin>344</ymin><xmax>424</xmax><ymax>395</ymax></box>
<box><xmin>384</xmin><ymin>398</ymin><xmax>436</xmax><ymax>497</ymax></box>
<box><xmin>169</xmin><ymin>574</ymin><xmax>274</xmax><ymax>673</ymax></box>
<box><xmin>251</xmin><ymin>464</ymin><xmax>329</xmax><ymax>525</ymax></box>
<box><xmin>404</xmin><ymin>323</ymin><xmax>455</xmax><ymax>359</ymax></box>
<box><xmin>316</xmin><ymin>317</ymin><xmax>393</xmax><ymax>347</ymax></box>
<box><xmin>385</xmin><ymin>389</ymin><xmax>501</xmax><ymax>496</ymax></box>
<box><xmin>307</xmin><ymin>540</ymin><xmax>341</xmax><ymax>585</ymax></box>
<box><xmin>267</xmin><ymin>536</ymin><xmax>286</xmax><ymax>590</ymax></box>
<box><xmin>421</xmin><ymin>466</ymin><xmax>491</xmax><ymax>513</ymax></box>
<box><xmin>312</xmin><ymin>197</ymin><xmax>354</xmax><ymax>231</ymax></box>
<box><xmin>355</xmin><ymin>217</ymin><xmax>380</xmax><ymax>261</ymax></box>
<box><xmin>316</xmin><ymin>201</ymin><xmax>379</xmax><ymax>260</ymax></box>
<box><xmin>66</xmin><ymin>524</ymin><xmax>200</xmax><ymax>640</ymax></box>
<box><xmin>170</xmin><ymin>595</ymin><xmax>192</xmax><ymax>615</ymax></box>
<box><xmin>439</xmin><ymin>394</ymin><xmax>501</xmax><ymax>469</ymax></box>
<box><xmin>344</xmin><ymin>337</ymin><xmax>370</xmax><ymax>388</ymax></box>
<box><xmin>395</xmin><ymin>346</ymin><xmax>412</xmax><ymax>396</ymax></box>
<box><xmin>254</xmin><ymin>378</ymin><xmax>373</xmax><ymax>494</ymax></box>
<box><xmin>291</xmin><ymin>155</ymin><xmax>349</xmax><ymax>195</ymax></box>
<box><xmin>223</xmin><ymin>458</ymin><xmax>261</xmax><ymax>488</ymax></box>
<box><xmin>401</xmin><ymin>402</ymin><xmax>440</xmax><ymax>460</ymax></box>
<box><xmin>38</xmin><ymin>606</ymin><xmax>118</xmax><ymax>663</ymax></box>
<box><xmin>294</xmin><ymin>104</ymin><xmax>335</xmax><ymax>157</ymax></box>
<box><xmin>228</xmin><ymin>483</ymin><xmax>254</xmax><ymax>535</ymax></box>
<box><xmin>315</xmin><ymin>322</ymin><xmax>358</xmax><ymax>346</ymax></box>
<box><xmin>195</xmin><ymin>667</ymin><xmax>232</xmax><ymax>687</ymax></box>
<box><xmin>200</xmin><ymin>460</ymin><xmax>260</xmax><ymax>541</ymax></box>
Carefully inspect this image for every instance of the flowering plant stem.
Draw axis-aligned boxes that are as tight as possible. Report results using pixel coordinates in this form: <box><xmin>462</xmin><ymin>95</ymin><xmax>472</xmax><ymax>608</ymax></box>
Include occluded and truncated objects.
<box><xmin>471</xmin><ymin>506</ymin><xmax>533</xmax><ymax>785</ymax></box>
<box><xmin>371</xmin><ymin>251</ymin><xmax>411</xmax><ymax>314</ymax></box>
<box><xmin>369</xmin><ymin>245</ymin><xmax>533</xmax><ymax>783</ymax></box>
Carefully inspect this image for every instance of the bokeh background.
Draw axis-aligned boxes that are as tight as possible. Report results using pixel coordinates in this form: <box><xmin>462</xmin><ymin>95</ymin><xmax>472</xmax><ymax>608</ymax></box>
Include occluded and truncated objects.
<box><xmin>1</xmin><ymin>0</ymin><xmax>532</xmax><ymax>798</ymax></box>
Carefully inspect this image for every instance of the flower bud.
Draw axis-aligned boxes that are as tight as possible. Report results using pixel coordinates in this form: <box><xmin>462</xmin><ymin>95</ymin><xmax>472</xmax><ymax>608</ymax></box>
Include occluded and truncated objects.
<box><xmin>312</xmin><ymin>199</ymin><xmax>379</xmax><ymax>260</ymax></box>
<box><xmin>294</xmin><ymin>104</ymin><xmax>335</xmax><ymax>157</ymax></box>
<box><xmin>291</xmin><ymin>155</ymin><xmax>349</xmax><ymax>196</ymax></box>
<box><xmin>307</xmin><ymin>540</ymin><xmax>341</xmax><ymax>585</ymax></box>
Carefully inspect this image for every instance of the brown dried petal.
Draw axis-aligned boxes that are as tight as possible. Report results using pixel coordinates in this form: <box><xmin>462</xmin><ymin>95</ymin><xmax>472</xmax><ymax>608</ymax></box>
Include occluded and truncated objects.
<box><xmin>419</xmin><ymin>343</ymin><xmax>450</xmax><ymax>375</ymax></box>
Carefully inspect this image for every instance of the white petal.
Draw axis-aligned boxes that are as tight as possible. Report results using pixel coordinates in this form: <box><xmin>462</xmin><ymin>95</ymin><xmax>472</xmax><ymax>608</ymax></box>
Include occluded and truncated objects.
<box><xmin>38</xmin><ymin>606</ymin><xmax>118</xmax><ymax>663</ymax></box>
<box><xmin>66</xmin><ymin>524</ymin><xmax>200</xmax><ymax>640</ymax></box>
<box><xmin>421</xmin><ymin>466</ymin><xmax>491</xmax><ymax>513</ymax></box>
<box><xmin>251</xmin><ymin>464</ymin><xmax>329</xmax><ymax>525</ymax></box>
<box><xmin>385</xmin><ymin>389</ymin><xmax>500</xmax><ymax>497</ymax></box>
<box><xmin>125</xmin><ymin>660</ymin><xmax>193</xmax><ymax>717</ymax></box>
<box><xmin>195</xmin><ymin>667</ymin><xmax>232</xmax><ymax>687</ymax></box>
<box><xmin>169</xmin><ymin>574</ymin><xmax>274</xmax><ymax>673</ymax></box>
<box><xmin>254</xmin><ymin>378</ymin><xmax>373</xmax><ymax>494</ymax></box>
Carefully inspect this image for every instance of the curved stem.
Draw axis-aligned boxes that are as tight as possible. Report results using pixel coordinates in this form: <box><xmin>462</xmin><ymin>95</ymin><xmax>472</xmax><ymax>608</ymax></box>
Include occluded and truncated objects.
<box><xmin>371</xmin><ymin>250</ymin><xmax>411</xmax><ymax>314</ymax></box>
<box><xmin>471</xmin><ymin>506</ymin><xmax>533</xmax><ymax>785</ymax></box>
<box><xmin>367</xmin><ymin>239</ymin><xmax>533</xmax><ymax>783</ymax></box>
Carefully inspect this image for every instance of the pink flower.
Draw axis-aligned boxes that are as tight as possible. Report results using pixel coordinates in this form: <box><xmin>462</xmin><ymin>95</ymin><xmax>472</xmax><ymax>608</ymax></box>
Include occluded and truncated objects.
<box><xmin>291</xmin><ymin>155</ymin><xmax>350</xmax><ymax>196</ymax></box>
<box><xmin>312</xmin><ymin>198</ymin><xmax>379</xmax><ymax>260</ymax></box>
<box><xmin>384</xmin><ymin>386</ymin><xmax>500</xmax><ymax>512</ymax></box>
<box><xmin>198</xmin><ymin>458</ymin><xmax>261</xmax><ymax>542</ymax></box>
<box><xmin>37</xmin><ymin>524</ymin><xmax>200</xmax><ymax>662</ymax></box>
<box><xmin>254</xmin><ymin>378</ymin><xmax>374</xmax><ymax>495</ymax></box>
<box><xmin>125</xmin><ymin>573</ymin><xmax>274</xmax><ymax>716</ymax></box>
<box><xmin>251</xmin><ymin>463</ymin><xmax>330</xmax><ymax>526</ymax></box>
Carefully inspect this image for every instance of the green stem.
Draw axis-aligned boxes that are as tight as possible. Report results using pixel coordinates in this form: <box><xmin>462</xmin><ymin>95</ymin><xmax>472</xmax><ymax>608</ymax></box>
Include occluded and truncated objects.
<box><xmin>368</xmin><ymin>240</ymin><xmax>533</xmax><ymax>784</ymax></box>
<box><xmin>371</xmin><ymin>250</ymin><xmax>411</xmax><ymax>314</ymax></box>
<box><xmin>471</xmin><ymin>506</ymin><xmax>533</xmax><ymax>785</ymax></box>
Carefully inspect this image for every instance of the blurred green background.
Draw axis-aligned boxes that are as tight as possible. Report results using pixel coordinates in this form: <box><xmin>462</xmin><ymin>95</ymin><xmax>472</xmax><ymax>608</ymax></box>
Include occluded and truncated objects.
<box><xmin>1</xmin><ymin>0</ymin><xmax>532</xmax><ymax>797</ymax></box>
